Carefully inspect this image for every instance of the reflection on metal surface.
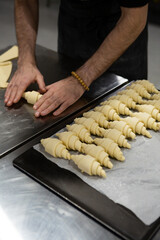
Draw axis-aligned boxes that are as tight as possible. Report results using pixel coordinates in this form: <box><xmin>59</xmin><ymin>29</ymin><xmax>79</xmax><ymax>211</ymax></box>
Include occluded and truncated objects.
<box><xmin>0</xmin><ymin>207</ymin><xmax>23</xmax><ymax>240</ymax></box>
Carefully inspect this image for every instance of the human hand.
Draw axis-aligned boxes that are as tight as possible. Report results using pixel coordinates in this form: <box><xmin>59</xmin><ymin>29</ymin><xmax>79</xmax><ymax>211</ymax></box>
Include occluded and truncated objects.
<box><xmin>33</xmin><ymin>76</ymin><xmax>85</xmax><ymax>117</ymax></box>
<box><xmin>5</xmin><ymin>63</ymin><xmax>46</xmax><ymax>106</ymax></box>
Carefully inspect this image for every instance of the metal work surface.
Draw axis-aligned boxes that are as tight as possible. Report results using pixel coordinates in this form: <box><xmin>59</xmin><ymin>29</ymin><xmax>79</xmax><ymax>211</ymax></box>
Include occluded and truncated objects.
<box><xmin>0</xmin><ymin>45</ymin><xmax>127</xmax><ymax>157</ymax></box>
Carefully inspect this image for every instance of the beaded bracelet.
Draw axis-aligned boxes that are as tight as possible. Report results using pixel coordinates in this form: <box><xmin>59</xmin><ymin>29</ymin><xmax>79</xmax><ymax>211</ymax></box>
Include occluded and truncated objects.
<box><xmin>71</xmin><ymin>71</ymin><xmax>89</xmax><ymax>91</ymax></box>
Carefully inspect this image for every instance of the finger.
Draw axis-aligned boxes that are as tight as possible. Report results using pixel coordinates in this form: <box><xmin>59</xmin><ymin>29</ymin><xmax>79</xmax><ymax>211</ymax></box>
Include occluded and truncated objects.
<box><xmin>36</xmin><ymin>74</ymin><xmax>46</xmax><ymax>93</ymax></box>
<box><xmin>6</xmin><ymin>85</ymin><xmax>18</xmax><ymax>106</ymax></box>
<box><xmin>33</xmin><ymin>90</ymin><xmax>53</xmax><ymax>110</ymax></box>
<box><xmin>53</xmin><ymin>102</ymin><xmax>70</xmax><ymax>116</ymax></box>
<box><xmin>5</xmin><ymin>75</ymin><xmax>16</xmax><ymax>101</ymax></box>
<box><xmin>35</xmin><ymin>98</ymin><xmax>61</xmax><ymax>117</ymax></box>
<box><xmin>46</xmin><ymin>84</ymin><xmax>54</xmax><ymax>90</ymax></box>
<box><xmin>13</xmin><ymin>83</ymin><xmax>28</xmax><ymax>103</ymax></box>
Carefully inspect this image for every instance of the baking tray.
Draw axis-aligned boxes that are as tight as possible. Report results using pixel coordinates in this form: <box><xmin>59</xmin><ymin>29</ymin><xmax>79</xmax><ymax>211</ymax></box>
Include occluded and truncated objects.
<box><xmin>13</xmin><ymin>84</ymin><xmax>160</xmax><ymax>240</ymax></box>
<box><xmin>0</xmin><ymin>45</ymin><xmax>127</xmax><ymax>157</ymax></box>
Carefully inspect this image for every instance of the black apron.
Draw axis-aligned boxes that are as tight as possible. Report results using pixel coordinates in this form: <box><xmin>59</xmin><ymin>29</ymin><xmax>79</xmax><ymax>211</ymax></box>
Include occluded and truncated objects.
<box><xmin>58</xmin><ymin>0</ymin><xmax>148</xmax><ymax>80</ymax></box>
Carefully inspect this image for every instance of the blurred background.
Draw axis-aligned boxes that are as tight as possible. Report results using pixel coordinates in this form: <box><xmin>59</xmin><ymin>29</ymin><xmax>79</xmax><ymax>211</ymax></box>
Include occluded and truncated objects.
<box><xmin>0</xmin><ymin>0</ymin><xmax>160</xmax><ymax>87</ymax></box>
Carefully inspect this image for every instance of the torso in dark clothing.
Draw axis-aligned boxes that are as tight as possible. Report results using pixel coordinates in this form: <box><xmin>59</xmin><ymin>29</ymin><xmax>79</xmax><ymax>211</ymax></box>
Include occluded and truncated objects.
<box><xmin>58</xmin><ymin>0</ymin><xmax>149</xmax><ymax>80</ymax></box>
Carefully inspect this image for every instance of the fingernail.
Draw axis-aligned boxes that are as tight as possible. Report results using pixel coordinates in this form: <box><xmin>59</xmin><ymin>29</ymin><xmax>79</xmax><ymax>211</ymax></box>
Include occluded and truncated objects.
<box><xmin>8</xmin><ymin>101</ymin><xmax>11</xmax><ymax>105</ymax></box>
<box><xmin>35</xmin><ymin>112</ymin><xmax>40</xmax><ymax>117</ymax></box>
<box><xmin>33</xmin><ymin>105</ymin><xmax>37</xmax><ymax>110</ymax></box>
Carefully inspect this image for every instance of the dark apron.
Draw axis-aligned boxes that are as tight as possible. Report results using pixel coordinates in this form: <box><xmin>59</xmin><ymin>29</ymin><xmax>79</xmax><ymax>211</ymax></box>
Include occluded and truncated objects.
<box><xmin>58</xmin><ymin>0</ymin><xmax>148</xmax><ymax>80</ymax></box>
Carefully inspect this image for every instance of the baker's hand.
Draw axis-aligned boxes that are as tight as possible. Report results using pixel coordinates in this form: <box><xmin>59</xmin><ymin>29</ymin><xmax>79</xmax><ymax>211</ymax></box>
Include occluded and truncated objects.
<box><xmin>5</xmin><ymin>63</ymin><xmax>46</xmax><ymax>106</ymax></box>
<box><xmin>33</xmin><ymin>76</ymin><xmax>85</xmax><ymax>117</ymax></box>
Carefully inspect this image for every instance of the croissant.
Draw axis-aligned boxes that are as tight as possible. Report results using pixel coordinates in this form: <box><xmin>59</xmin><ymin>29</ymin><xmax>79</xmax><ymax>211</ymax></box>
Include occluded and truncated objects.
<box><xmin>136</xmin><ymin>104</ymin><xmax>160</xmax><ymax>121</ymax></box>
<box><xmin>74</xmin><ymin>117</ymin><xmax>102</xmax><ymax>136</ymax></box>
<box><xmin>0</xmin><ymin>61</ymin><xmax>12</xmax><ymax>88</ymax></box>
<box><xmin>100</xmin><ymin>128</ymin><xmax>131</xmax><ymax>149</ymax></box>
<box><xmin>94</xmin><ymin>105</ymin><xmax>120</xmax><ymax>121</ymax></box>
<box><xmin>108</xmin><ymin>121</ymin><xmax>136</xmax><ymax>139</ymax></box>
<box><xmin>132</xmin><ymin>112</ymin><xmax>160</xmax><ymax>131</ymax></box>
<box><xmin>56</xmin><ymin>131</ymin><xmax>82</xmax><ymax>152</ymax></box>
<box><xmin>41</xmin><ymin>138</ymin><xmax>71</xmax><ymax>160</ymax></box>
<box><xmin>101</xmin><ymin>99</ymin><xmax>132</xmax><ymax>116</ymax></box>
<box><xmin>136</xmin><ymin>80</ymin><xmax>159</xmax><ymax>94</ymax></box>
<box><xmin>109</xmin><ymin>94</ymin><xmax>136</xmax><ymax>109</ymax></box>
<box><xmin>81</xmin><ymin>143</ymin><xmax>113</xmax><ymax>168</ymax></box>
<box><xmin>22</xmin><ymin>90</ymin><xmax>42</xmax><ymax>104</ymax></box>
<box><xmin>126</xmin><ymin>83</ymin><xmax>151</xmax><ymax>99</ymax></box>
<box><xmin>66</xmin><ymin>124</ymin><xmax>93</xmax><ymax>143</ymax></box>
<box><xmin>94</xmin><ymin>138</ymin><xmax>125</xmax><ymax>161</ymax></box>
<box><xmin>141</xmin><ymin>100</ymin><xmax>160</xmax><ymax>112</ymax></box>
<box><xmin>121</xmin><ymin>117</ymin><xmax>152</xmax><ymax>138</ymax></box>
<box><xmin>83</xmin><ymin>111</ymin><xmax>108</xmax><ymax>128</ymax></box>
<box><xmin>118</xmin><ymin>89</ymin><xmax>143</xmax><ymax>104</ymax></box>
<box><xmin>71</xmin><ymin>154</ymin><xmax>106</xmax><ymax>178</ymax></box>
<box><xmin>151</xmin><ymin>93</ymin><xmax>160</xmax><ymax>100</ymax></box>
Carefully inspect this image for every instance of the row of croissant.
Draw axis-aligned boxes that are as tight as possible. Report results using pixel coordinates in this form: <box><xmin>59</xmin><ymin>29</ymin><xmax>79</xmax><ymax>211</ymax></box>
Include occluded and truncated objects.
<box><xmin>40</xmin><ymin>80</ymin><xmax>160</xmax><ymax>178</ymax></box>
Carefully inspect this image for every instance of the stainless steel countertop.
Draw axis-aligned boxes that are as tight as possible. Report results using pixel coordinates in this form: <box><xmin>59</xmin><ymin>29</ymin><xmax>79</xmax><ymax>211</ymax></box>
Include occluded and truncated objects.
<box><xmin>0</xmin><ymin>45</ymin><xmax>160</xmax><ymax>240</ymax></box>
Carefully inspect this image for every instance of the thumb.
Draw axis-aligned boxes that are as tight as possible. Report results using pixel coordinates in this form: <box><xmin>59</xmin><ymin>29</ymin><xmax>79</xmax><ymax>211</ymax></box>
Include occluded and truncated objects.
<box><xmin>36</xmin><ymin>74</ymin><xmax>46</xmax><ymax>93</ymax></box>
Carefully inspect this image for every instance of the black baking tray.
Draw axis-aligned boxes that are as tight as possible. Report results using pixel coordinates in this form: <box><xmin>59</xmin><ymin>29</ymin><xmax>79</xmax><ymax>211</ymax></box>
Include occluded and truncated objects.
<box><xmin>13</xmin><ymin>147</ymin><xmax>160</xmax><ymax>240</ymax></box>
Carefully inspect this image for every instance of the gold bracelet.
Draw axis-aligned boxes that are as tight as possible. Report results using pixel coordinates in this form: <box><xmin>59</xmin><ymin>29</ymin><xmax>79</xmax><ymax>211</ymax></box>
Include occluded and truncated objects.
<box><xmin>71</xmin><ymin>71</ymin><xmax>89</xmax><ymax>91</ymax></box>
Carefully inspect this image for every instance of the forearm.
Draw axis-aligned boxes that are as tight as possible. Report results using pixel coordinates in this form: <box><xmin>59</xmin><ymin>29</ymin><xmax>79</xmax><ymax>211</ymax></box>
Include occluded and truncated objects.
<box><xmin>14</xmin><ymin>0</ymin><xmax>39</xmax><ymax>66</ymax></box>
<box><xmin>76</xmin><ymin>5</ymin><xmax>148</xmax><ymax>86</ymax></box>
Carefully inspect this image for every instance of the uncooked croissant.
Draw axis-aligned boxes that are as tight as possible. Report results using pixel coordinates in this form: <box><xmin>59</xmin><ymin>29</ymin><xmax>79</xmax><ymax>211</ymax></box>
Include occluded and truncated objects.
<box><xmin>94</xmin><ymin>138</ymin><xmax>125</xmax><ymax>161</ymax></box>
<box><xmin>71</xmin><ymin>154</ymin><xmax>106</xmax><ymax>178</ymax></box>
<box><xmin>141</xmin><ymin>100</ymin><xmax>160</xmax><ymax>112</ymax></box>
<box><xmin>101</xmin><ymin>99</ymin><xmax>132</xmax><ymax>116</ymax></box>
<box><xmin>56</xmin><ymin>131</ymin><xmax>82</xmax><ymax>151</ymax></box>
<box><xmin>108</xmin><ymin>121</ymin><xmax>136</xmax><ymax>139</ymax></box>
<box><xmin>132</xmin><ymin>112</ymin><xmax>160</xmax><ymax>131</ymax></box>
<box><xmin>118</xmin><ymin>89</ymin><xmax>143</xmax><ymax>104</ymax></box>
<box><xmin>121</xmin><ymin>117</ymin><xmax>152</xmax><ymax>138</ymax></box>
<box><xmin>136</xmin><ymin>80</ymin><xmax>159</xmax><ymax>94</ymax></box>
<box><xmin>151</xmin><ymin>93</ymin><xmax>160</xmax><ymax>100</ymax></box>
<box><xmin>126</xmin><ymin>83</ymin><xmax>151</xmax><ymax>99</ymax></box>
<box><xmin>109</xmin><ymin>94</ymin><xmax>136</xmax><ymax>109</ymax></box>
<box><xmin>94</xmin><ymin>105</ymin><xmax>120</xmax><ymax>121</ymax></box>
<box><xmin>100</xmin><ymin>128</ymin><xmax>131</xmax><ymax>149</ymax></box>
<box><xmin>22</xmin><ymin>90</ymin><xmax>42</xmax><ymax>104</ymax></box>
<box><xmin>136</xmin><ymin>104</ymin><xmax>160</xmax><ymax>121</ymax></box>
<box><xmin>81</xmin><ymin>143</ymin><xmax>113</xmax><ymax>168</ymax></box>
<box><xmin>74</xmin><ymin>117</ymin><xmax>102</xmax><ymax>136</ymax></box>
<box><xmin>41</xmin><ymin>138</ymin><xmax>71</xmax><ymax>160</ymax></box>
<box><xmin>66</xmin><ymin>124</ymin><xmax>93</xmax><ymax>143</ymax></box>
<box><xmin>83</xmin><ymin>111</ymin><xmax>108</xmax><ymax>128</ymax></box>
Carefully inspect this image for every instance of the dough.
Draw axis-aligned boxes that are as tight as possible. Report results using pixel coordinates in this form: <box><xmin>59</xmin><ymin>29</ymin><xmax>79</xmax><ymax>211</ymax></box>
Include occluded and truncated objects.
<box><xmin>83</xmin><ymin>111</ymin><xmax>108</xmax><ymax>128</ymax></box>
<box><xmin>74</xmin><ymin>117</ymin><xmax>103</xmax><ymax>136</ymax></box>
<box><xmin>0</xmin><ymin>61</ymin><xmax>12</xmax><ymax>88</ymax></box>
<box><xmin>56</xmin><ymin>131</ymin><xmax>82</xmax><ymax>152</ymax></box>
<box><xmin>118</xmin><ymin>89</ymin><xmax>143</xmax><ymax>104</ymax></box>
<box><xmin>81</xmin><ymin>143</ymin><xmax>113</xmax><ymax>168</ymax></box>
<box><xmin>127</xmin><ymin>83</ymin><xmax>151</xmax><ymax>99</ymax></box>
<box><xmin>101</xmin><ymin>128</ymin><xmax>131</xmax><ymax>149</ymax></box>
<box><xmin>71</xmin><ymin>154</ymin><xmax>106</xmax><ymax>178</ymax></box>
<box><xmin>136</xmin><ymin>80</ymin><xmax>159</xmax><ymax>94</ymax></box>
<box><xmin>66</xmin><ymin>124</ymin><xmax>93</xmax><ymax>143</ymax></box>
<box><xmin>94</xmin><ymin>138</ymin><xmax>125</xmax><ymax>161</ymax></box>
<box><xmin>101</xmin><ymin>99</ymin><xmax>132</xmax><ymax>116</ymax></box>
<box><xmin>109</xmin><ymin>94</ymin><xmax>136</xmax><ymax>109</ymax></box>
<box><xmin>108</xmin><ymin>121</ymin><xmax>135</xmax><ymax>139</ymax></box>
<box><xmin>132</xmin><ymin>112</ymin><xmax>160</xmax><ymax>131</ymax></box>
<box><xmin>122</xmin><ymin>117</ymin><xmax>152</xmax><ymax>138</ymax></box>
<box><xmin>22</xmin><ymin>90</ymin><xmax>42</xmax><ymax>104</ymax></box>
<box><xmin>136</xmin><ymin>104</ymin><xmax>160</xmax><ymax>121</ymax></box>
<box><xmin>94</xmin><ymin>105</ymin><xmax>120</xmax><ymax>121</ymax></box>
<box><xmin>151</xmin><ymin>93</ymin><xmax>160</xmax><ymax>100</ymax></box>
<box><xmin>41</xmin><ymin>138</ymin><xmax>71</xmax><ymax>160</ymax></box>
<box><xmin>0</xmin><ymin>45</ymin><xmax>18</xmax><ymax>62</ymax></box>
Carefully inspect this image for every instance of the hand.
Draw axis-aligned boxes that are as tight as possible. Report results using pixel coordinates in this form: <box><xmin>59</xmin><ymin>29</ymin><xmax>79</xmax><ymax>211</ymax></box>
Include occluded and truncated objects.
<box><xmin>5</xmin><ymin>63</ymin><xmax>46</xmax><ymax>106</ymax></box>
<box><xmin>33</xmin><ymin>76</ymin><xmax>85</xmax><ymax>117</ymax></box>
